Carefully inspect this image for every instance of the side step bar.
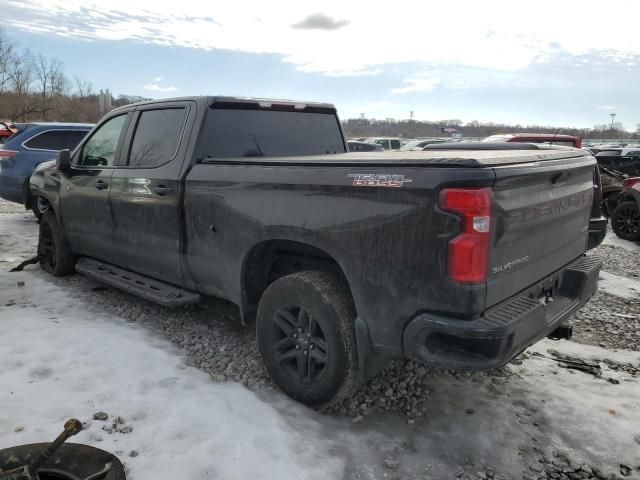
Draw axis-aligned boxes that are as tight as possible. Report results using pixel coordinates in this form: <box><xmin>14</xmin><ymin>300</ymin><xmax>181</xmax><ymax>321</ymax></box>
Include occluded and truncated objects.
<box><xmin>75</xmin><ymin>257</ymin><xmax>201</xmax><ymax>307</ymax></box>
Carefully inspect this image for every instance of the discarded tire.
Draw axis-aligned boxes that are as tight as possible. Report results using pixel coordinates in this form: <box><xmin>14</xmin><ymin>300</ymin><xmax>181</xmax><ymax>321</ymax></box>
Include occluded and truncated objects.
<box><xmin>0</xmin><ymin>443</ymin><xmax>126</xmax><ymax>480</ymax></box>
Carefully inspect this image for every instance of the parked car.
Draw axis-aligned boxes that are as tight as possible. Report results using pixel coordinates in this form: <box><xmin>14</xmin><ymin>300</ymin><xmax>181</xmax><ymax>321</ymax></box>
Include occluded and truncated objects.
<box><xmin>594</xmin><ymin>149</ymin><xmax>640</xmax><ymax>215</ymax></box>
<box><xmin>0</xmin><ymin>122</ymin><xmax>18</xmax><ymax>143</ymax></box>
<box><xmin>364</xmin><ymin>137</ymin><xmax>403</xmax><ymax>150</ymax></box>
<box><xmin>32</xmin><ymin>96</ymin><xmax>600</xmax><ymax>408</ymax></box>
<box><xmin>399</xmin><ymin>138</ymin><xmax>450</xmax><ymax>151</ymax></box>
<box><xmin>0</xmin><ymin>122</ymin><xmax>92</xmax><ymax>217</ymax></box>
<box><xmin>610</xmin><ymin>177</ymin><xmax>640</xmax><ymax>241</ymax></box>
<box><xmin>483</xmin><ymin>133</ymin><xmax>582</xmax><ymax>148</ymax></box>
<box><xmin>347</xmin><ymin>140</ymin><xmax>383</xmax><ymax>152</ymax></box>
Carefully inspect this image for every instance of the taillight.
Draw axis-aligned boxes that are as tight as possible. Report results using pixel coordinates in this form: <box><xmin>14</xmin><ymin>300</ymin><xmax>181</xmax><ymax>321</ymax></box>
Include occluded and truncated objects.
<box><xmin>622</xmin><ymin>177</ymin><xmax>640</xmax><ymax>192</ymax></box>
<box><xmin>439</xmin><ymin>188</ymin><xmax>492</xmax><ymax>284</ymax></box>
<box><xmin>0</xmin><ymin>150</ymin><xmax>17</xmax><ymax>159</ymax></box>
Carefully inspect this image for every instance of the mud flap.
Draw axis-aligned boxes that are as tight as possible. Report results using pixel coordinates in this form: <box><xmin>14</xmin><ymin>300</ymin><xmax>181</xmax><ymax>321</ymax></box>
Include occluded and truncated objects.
<box><xmin>355</xmin><ymin>317</ymin><xmax>391</xmax><ymax>382</ymax></box>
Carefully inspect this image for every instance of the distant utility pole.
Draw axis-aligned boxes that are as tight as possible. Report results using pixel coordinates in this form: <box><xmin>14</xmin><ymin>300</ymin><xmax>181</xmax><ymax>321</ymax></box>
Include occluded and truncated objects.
<box><xmin>609</xmin><ymin>113</ymin><xmax>616</xmax><ymax>138</ymax></box>
<box><xmin>409</xmin><ymin>110</ymin><xmax>414</xmax><ymax>120</ymax></box>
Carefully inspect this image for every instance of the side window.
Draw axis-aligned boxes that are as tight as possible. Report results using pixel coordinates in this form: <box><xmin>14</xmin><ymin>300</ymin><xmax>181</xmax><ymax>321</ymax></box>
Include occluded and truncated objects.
<box><xmin>390</xmin><ymin>140</ymin><xmax>401</xmax><ymax>149</ymax></box>
<box><xmin>78</xmin><ymin>115</ymin><xmax>127</xmax><ymax>167</ymax></box>
<box><xmin>65</xmin><ymin>130</ymin><xmax>89</xmax><ymax>151</ymax></box>
<box><xmin>128</xmin><ymin>108</ymin><xmax>186</xmax><ymax>167</ymax></box>
<box><xmin>24</xmin><ymin>131</ymin><xmax>69</xmax><ymax>150</ymax></box>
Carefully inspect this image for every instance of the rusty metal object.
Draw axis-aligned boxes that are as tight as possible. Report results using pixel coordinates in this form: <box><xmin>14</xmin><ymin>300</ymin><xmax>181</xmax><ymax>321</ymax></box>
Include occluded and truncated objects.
<box><xmin>27</xmin><ymin>419</ymin><xmax>83</xmax><ymax>476</ymax></box>
<box><xmin>0</xmin><ymin>419</ymin><xmax>83</xmax><ymax>480</ymax></box>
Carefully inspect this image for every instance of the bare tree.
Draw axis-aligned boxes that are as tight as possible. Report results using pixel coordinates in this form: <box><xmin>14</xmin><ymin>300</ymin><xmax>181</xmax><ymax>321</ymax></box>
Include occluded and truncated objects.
<box><xmin>8</xmin><ymin>49</ymin><xmax>36</xmax><ymax>120</ymax></box>
<box><xmin>35</xmin><ymin>54</ymin><xmax>64</xmax><ymax>120</ymax></box>
<box><xmin>74</xmin><ymin>75</ymin><xmax>94</xmax><ymax>100</ymax></box>
<box><xmin>0</xmin><ymin>28</ymin><xmax>15</xmax><ymax>98</ymax></box>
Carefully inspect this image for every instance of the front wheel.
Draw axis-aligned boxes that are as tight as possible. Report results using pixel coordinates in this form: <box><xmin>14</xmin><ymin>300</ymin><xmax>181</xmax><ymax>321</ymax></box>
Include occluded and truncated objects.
<box><xmin>611</xmin><ymin>201</ymin><xmax>640</xmax><ymax>241</ymax></box>
<box><xmin>38</xmin><ymin>211</ymin><xmax>76</xmax><ymax>276</ymax></box>
<box><xmin>31</xmin><ymin>195</ymin><xmax>50</xmax><ymax>219</ymax></box>
<box><xmin>256</xmin><ymin>271</ymin><xmax>359</xmax><ymax>408</ymax></box>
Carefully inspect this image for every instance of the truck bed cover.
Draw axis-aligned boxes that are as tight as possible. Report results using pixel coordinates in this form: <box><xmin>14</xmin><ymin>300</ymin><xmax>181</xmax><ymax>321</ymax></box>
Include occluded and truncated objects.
<box><xmin>202</xmin><ymin>148</ymin><xmax>592</xmax><ymax>167</ymax></box>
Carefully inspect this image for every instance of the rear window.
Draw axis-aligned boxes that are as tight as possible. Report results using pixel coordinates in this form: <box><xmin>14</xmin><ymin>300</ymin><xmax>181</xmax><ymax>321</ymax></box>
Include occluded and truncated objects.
<box><xmin>198</xmin><ymin>109</ymin><xmax>345</xmax><ymax>158</ymax></box>
<box><xmin>24</xmin><ymin>130</ymin><xmax>88</xmax><ymax>151</ymax></box>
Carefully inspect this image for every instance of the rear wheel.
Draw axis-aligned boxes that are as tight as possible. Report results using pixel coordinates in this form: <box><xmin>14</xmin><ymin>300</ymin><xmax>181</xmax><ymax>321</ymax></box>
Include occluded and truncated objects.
<box><xmin>38</xmin><ymin>211</ymin><xmax>76</xmax><ymax>276</ymax></box>
<box><xmin>256</xmin><ymin>271</ymin><xmax>359</xmax><ymax>408</ymax></box>
<box><xmin>611</xmin><ymin>201</ymin><xmax>640</xmax><ymax>241</ymax></box>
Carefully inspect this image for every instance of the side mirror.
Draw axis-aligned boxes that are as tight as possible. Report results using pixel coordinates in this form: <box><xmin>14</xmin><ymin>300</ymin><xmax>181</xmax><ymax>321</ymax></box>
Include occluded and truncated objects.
<box><xmin>56</xmin><ymin>149</ymin><xmax>71</xmax><ymax>171</ymax></box>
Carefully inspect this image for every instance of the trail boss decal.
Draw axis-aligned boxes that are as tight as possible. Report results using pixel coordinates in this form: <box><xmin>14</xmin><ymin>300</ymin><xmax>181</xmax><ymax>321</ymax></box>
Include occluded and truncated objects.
<box><xmin>348</xmin><ymin>173</ymin><xmax>413</xmax><ymax>188</ymax></box>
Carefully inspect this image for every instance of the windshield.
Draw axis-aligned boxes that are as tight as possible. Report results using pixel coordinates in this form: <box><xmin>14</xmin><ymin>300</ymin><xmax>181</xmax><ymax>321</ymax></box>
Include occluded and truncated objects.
<box><xmin>198</xmin><ymin>108</ymin><xmax>345</xmax><ymax>158</ymax></box>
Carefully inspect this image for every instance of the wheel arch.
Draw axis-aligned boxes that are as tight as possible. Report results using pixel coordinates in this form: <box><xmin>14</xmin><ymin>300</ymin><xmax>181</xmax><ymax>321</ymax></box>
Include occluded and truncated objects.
<box><xmin>618</xmin><ymin>189</ymin><xmax>640</xmax><ymax>206</ymax></box>
<box><xmin>240</xmin><ymin>239</ymin><xmax>355</xmax><ymax>323</ymax></box>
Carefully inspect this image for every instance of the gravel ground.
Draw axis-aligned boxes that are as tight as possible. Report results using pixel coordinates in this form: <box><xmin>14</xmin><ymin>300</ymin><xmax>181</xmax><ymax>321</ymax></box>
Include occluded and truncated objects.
<box><xmin>571</xmin><ymin>227</ymin><xmax>640</xmax><ymax>352</ymax></box>
<box><xmin>2</xmin><ymin>204</ymin><xmax>640</xmax><ymax>479</ymax></box>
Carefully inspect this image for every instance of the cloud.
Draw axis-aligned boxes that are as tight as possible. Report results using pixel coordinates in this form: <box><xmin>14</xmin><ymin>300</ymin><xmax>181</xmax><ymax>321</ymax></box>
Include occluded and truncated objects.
<box><xmin>3</xmin><ymin>0</ymin><xmax>640</xmax><ymax>78</ymax></box>
<box><xmin>391</xmin><ymin>76</ymin><xmax>441</xmax><ymax>94</ymax></box>
<box><xmin>153</xmin><ymin>76</ymin><xmax>164</xmax><ymax>82</ymax></box>
<box><xmin>143</xmin><ymin>83</ymin><xmax>178</xmax><ymax>92</ymax></box>
<box><xmin>291</xmin><ymin>13</ymin><xmax>349</xmax><ymax>31</ymax></box>
<box><xmin>597</xmin><ymin>105</ymin><xmax>616</xmax><ymax>110</ymax></box>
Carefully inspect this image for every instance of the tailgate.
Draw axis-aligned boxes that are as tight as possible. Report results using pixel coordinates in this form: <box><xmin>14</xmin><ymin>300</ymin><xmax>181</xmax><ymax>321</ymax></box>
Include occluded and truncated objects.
<box><xmin>486</xmin><ymin>154</ymin><xmax>595</xmax><ymax>307</ymax></box>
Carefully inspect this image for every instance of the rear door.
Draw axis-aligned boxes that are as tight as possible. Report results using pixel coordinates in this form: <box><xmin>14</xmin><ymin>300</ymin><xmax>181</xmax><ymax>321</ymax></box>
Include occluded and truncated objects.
<box><xmin>59</xmin><ymin>114</ymin><xmax>130</xmax><ymax>259</ymax></box>
<box><xmin>109</xmin><ymin>102</ymin><xmax>193</xmax><ymax>281</ymax></box>
<box><xmin>486</xmin><ymin>155</ymin><xmax>596</xmax><ymax>307</ymax></box>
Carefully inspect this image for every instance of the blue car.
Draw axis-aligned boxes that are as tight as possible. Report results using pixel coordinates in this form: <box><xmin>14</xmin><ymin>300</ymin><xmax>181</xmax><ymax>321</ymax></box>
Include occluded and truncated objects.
<box><xmin>0</xmin><ymin>122</ymin><xmax>93</xmax><ymax>216</ymax></box>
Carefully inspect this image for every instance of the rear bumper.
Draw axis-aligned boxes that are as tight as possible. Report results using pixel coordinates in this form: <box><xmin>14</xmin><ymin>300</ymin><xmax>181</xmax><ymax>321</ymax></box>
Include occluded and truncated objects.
<box><xmin>587</xmin><ymin>216</ymin><xmax>607</xmax><ymax>250</ymax></box>
<box><xmin>403</xmin><ymin>255</ymin><xmax>601</xmax><ymax>369</ymax></box>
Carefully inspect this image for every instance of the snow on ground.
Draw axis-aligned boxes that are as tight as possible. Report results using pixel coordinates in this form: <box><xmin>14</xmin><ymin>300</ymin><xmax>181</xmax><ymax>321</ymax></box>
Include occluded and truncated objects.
<box><xmin>598</xmin><ymin>271</ymin><xmax>640</xmax><ymax>300</ymax></box>
<box><xmin>601</xmin><ymin>231</ymin><xmax>640</xmax><ymax>253</ymax></box>
<box><xmin>1</xmin><ymin>211</ymin><xmax>640</xmax><ymax>479</ymax></box>
<box><xmin>1</xmin><ymin>274</ymin><xmax>344</xmax><ymax>480</ymax></box>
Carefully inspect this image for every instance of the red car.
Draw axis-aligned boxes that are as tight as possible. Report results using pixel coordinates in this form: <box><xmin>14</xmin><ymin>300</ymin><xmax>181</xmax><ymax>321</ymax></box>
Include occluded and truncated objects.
<box><xmin>483</xmin><ymin>133</ymin><xmax>582</xmax><ymax>148</ymax></box>
<box><xmin>0</xmin><ymin>122</ymin><xmax>17</xmax><ymax>143</ymax></box>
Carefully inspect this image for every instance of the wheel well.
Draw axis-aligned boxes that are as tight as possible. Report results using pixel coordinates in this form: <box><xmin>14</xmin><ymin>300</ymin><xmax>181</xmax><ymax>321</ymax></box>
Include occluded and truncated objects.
<box><xmin>242</xmin><ymin>240</ymin><xmax>353</xmax><ymax>318</ymax></box>
<box><xmin>618</xmin><ymin>192</ymin><xmax>640</xmax><ymax>206</ymax></box>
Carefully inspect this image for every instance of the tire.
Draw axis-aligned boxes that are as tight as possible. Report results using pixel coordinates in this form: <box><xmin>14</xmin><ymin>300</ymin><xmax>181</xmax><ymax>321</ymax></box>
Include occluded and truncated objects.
<box><xmin>611</xmin><ymin>201</ymin><xmax>640</xmax><ymax>241</ymax></box>
<box><xmin>38</xmin><ymin>211</ymin><xmax>76</xmax><ymax>276</ymax></box>
<box><xmin>31</xmin><ymin>195</ymin><xmax>50</xmax><ymax>220</ymax></box>
<box><xmin>256</xmin><ymin>271</ymin><xmax>359</xmax><ymax>408</ymax></box>
<box><xmin>0</xmin><ymin>443</ymin><xmax>126</xmax><ymax>480</ymax></box>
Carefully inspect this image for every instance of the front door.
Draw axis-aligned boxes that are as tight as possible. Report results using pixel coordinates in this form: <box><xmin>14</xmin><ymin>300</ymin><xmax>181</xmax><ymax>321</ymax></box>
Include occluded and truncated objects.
<box><xmin>109</xmin><ymin>103</ymin><xmax>192</xmax><ymax>282</ymax></box>
<box><xmin>59</xmin><ymin>113</ymin><xmax>130</xmax><ymax>260</ymax></box>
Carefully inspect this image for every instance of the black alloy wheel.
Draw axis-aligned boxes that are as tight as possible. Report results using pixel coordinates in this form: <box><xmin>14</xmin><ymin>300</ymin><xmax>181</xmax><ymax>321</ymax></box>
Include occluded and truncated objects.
<box><xmin>612</xmin><ymin>201</ymin><xmax>640</xmax><ymax>241</ymax></box>
<box><xmin>270</xmin><ymin>304</ymin><xmax>329</xmax><ymax>385</ymax></box>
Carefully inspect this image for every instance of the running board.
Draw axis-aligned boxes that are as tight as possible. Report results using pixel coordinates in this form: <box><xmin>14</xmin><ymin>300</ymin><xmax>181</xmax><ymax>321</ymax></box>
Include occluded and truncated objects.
<box><xmin>75</xmin><ymin>257</ymin><xmax>201</xmax><ymax>307</ymax></box>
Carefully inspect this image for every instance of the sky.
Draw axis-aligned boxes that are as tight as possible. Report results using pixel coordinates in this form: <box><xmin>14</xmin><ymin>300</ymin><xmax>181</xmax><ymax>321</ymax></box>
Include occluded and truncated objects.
<box><xmin>1</xmin><ymin>0</ymin><xmax>639</xmax><ymax>129</ymax></box>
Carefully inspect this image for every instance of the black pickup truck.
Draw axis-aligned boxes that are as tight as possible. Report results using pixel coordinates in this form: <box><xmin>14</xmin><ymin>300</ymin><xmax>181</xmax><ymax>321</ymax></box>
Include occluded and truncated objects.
<box><xmin>31</xmin><ymin>96</ymin><xmax>601</xmax><ymax>407</ymax></box>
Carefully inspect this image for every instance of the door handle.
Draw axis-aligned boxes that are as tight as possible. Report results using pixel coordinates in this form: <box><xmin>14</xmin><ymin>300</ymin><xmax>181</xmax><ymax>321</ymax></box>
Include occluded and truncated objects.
<box><xmin>153</xmin><ymin>185</ymin><xmax>172</xmax><ymax>196</ymax></box>
<box><xmin>95</xmin><ymin>180</ymin><xmax>109</xmax><ymax>190</ymax></box>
